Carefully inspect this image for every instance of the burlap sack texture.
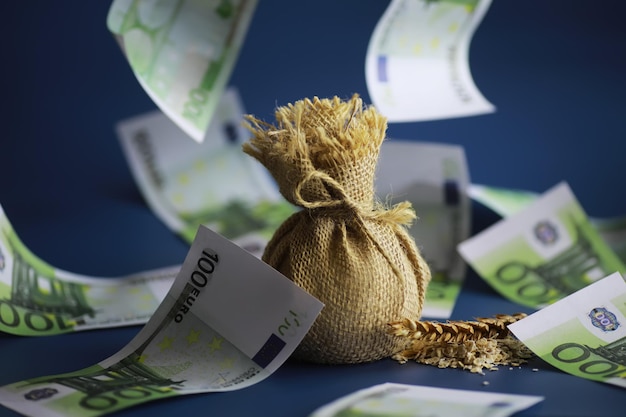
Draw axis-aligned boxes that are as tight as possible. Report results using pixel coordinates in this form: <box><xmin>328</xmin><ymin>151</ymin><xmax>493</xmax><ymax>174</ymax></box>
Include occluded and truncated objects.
<box><xmin>242</xmin><ymin>94</ymin><xmax>432</xmax><ymax>364</ymax></box>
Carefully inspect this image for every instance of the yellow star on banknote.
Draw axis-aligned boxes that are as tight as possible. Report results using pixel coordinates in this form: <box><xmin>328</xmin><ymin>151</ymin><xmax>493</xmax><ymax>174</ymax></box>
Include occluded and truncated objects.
<box><xmin>187</xmin><ymin>329</ymin><xmax>201</xmax><ymax>345</ymax></box>
<box><xmin>220</xmin><ymin>357</ymin><xmax>234</xmax><ymax>369</ymax></box>
<box><xmin>177</xmin><ymin>173</ymin><xmax>190</xmax><ymax>186</ymax></box>
<box><xmin>208</xmin><ymin>336</ymin><xmax>223</xmax><ymax>352</ymax></box>
<box><xmin>193</xmin><ymin>159</ymin><xmax>206</xmax><ymax>172</ymax></box>
<box><xmin>158</xmin><ymin>336</ymin><xmax>175</xmax><ymax>351</ymax></box>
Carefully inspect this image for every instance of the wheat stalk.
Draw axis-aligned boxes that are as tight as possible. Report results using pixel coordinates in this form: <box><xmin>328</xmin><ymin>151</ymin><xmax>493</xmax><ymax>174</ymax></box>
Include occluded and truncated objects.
<box><xmin>388</xmin><ymin>313</ymin><xmax>534</xmax><ymax>374</ymax></box>
<box><xmin>388</xmin><ymin>313</ymin><xmax>527</xmax><ymax>343</ymax></box>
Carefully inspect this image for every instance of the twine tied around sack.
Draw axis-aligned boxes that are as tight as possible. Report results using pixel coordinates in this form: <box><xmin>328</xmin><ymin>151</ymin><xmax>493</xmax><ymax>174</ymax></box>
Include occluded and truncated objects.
<box><xmin>292</xmin><ymin>168</ymin><xmax>418</xmax><ymax>281</ymax></box>
<box><xmin>243</xmin><ymin>94</ymin><xmax>432</xmax><ymax>364</ymax></box>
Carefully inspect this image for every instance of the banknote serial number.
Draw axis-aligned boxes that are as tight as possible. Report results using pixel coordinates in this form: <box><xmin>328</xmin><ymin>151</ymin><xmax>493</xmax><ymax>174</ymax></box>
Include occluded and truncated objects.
<box><xmin>174</xmin><ymin>248</ymin><xmax>219</xmax><ymax>324</ymax></box>
<box><xmin>132</xmin><ymin>129</ymin><xmax>164</xmax><ymax>188</ymax></box>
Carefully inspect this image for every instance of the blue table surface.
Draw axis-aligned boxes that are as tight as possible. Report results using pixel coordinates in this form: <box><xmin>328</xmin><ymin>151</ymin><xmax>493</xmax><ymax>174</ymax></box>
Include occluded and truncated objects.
<box><xmin>1</xmin><ymin>1</ymin><xmax>625</xmax><ymax>416</ymax></box>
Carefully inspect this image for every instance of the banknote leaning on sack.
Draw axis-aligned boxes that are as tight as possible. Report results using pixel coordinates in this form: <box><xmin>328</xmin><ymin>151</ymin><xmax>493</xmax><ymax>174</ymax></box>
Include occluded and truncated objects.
<box><xmin>107</xmin><ymin>0</ymin><xmax>258</xmax><ymax>142</ymax></box>
<box><xmin>376</xmin><ymin>140</ymin><xmax>470</xmax><ymax>319</ymax></box>
<box><xmin>0</xmin><ymin>226</ymin><xmax>323</xmax><ymax>417</ymax></box>
<box><xmin>458</xmin><ymin>182</ymin><xmax>626</xmax><ymax>309</ymax></box>
<box><xmin>365</xmin><ymin>0</ymin><xmax>495</xmax><ymax>122</ymax></box>
<box><xmin>509</xmin><ymin>272</ymin><xmax>626</xmax><ymax>388</ymax></box>
<box><xmin>0</xmin><ymin>204</ymin><xmax>176</xmax><ymax>336</ymax></box>
<box><xmin>309</xmin><ymin>383</ymin><xmax>543</xmax><ymax>417</ymax></box>
<box><xmin>468</xmin><ymin>183</ymin><xmax>626</xmax><ymax>264</ymax></box>
<box><xmin>117</xmin><ymin>88</ymin><xmax>295</xmax><ymax>258</ymax></box>
<box><xmin>243</xmin><ymin>94</ymin><xmax>432</xmax><ymax>364</ymax></box>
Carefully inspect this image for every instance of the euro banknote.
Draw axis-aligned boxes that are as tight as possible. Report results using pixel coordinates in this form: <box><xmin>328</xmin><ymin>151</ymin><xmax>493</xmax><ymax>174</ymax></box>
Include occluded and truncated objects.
<box><xmin>468</xmin><ymin>183</ymin><xmax>626</xmax><ymax>263</ymax></box>
<box><xmin>0</xmin><ymin>226</ymin><xmax>323</xmax><ymax>417</ymax></box>
<box><xmin>509</xmin><ymin>272</ymin><xmax>626</xmax><ymax>388</ymax></box>
<box><xmin>365</xmin><ymin>0</ymin><xmax>495</xmax><ymax>122</ymax></box>
<box><xmin>458</xmin><ymin>182</ymin><xmax>626</xmax><ymax>309</ymax></box>
<box><xmin>107</xmin><ymin>0</ymin><xmax>257</xmax><ymax>142</ymax></box>
<box><xmin>593</xmin><ymin>216</ymin><xmax>626</xmax><ymax>265</ymax></box>
<box><xmin>467</xmin><ymin>183</ymin><xmax>538</xmax><ymax>218</ymax></box>
<box><xmin>116</xmin><ymin>88</ymin><xmax>295</xmax><ymax>258</ymax></box>
<box><xmin>0</xmin><ymin>204</ymin><xmax>177</xmax><ymax>336</ymax></box>
<box><xmin>309</xmin><ymin>382</ymin><xmax>543</xmax><ymax>417</ymax></box>
<box><xmin>376</xmin><ymin>140</ymin><xmax>471</xmax><ymax>318</ymax></box>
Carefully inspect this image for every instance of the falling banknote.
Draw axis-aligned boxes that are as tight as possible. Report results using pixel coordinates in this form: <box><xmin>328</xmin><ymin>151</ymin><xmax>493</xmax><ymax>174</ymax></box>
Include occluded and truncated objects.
<box><xmin>509</xmin><ymin>272</ymin><xmax>626</xmax><ymax>388</ymax></box>
<box><xmin>309</xmin><ymin>382</ymin><xmax>543</xmax><ymax>417</ymax></box>
<box><xmin>469</xmin><ymin>183</ymin><xmax>626</xmax><ymax>264</ymax></box>
<box><xmin>375</xmin><ymin>140</ymin><xmax>471</xmax><ymax>318</ymax></box>
<box><xmin>0</xmin><ymin>204</ymin><xmax>177</xmax><ymax>336</ymax></box>
<box><xmin>107</xmin><ymin>0</ymin><xmax>257</xmax><ymax>142</ymax></box>
<box><xmin>365</xmin><ymin>0</ymin><xmax>495</xmax><ymax>122</ymax></box>
<box><xmin>116</xmin><ymin>88</ymin><xmax>295</xmax><ymax>258</ymax></box>
<box><xmin>0</xmin><ymin>226</ymin><xmax>323</xmax><ymax>417</ymax></box>
<box><xmin>458</xmin><ymin>182</ymin><xmax>626</xmax><ymax>309</ymax></box>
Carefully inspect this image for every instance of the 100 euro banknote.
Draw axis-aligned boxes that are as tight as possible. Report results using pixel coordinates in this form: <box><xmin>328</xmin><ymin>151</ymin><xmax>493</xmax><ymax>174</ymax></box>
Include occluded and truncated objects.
<box><xmin>509</xmin><ymin>272</ymin><xmax>626</xmax><ymax>388</ymax></box>
<box><xmin>365</xmin><ymin>0</ymin><xmax>495</xmax><ymax>122</ymax></box>
<box><xmin>376</xmin><ymin>140</ymin><xmax>471</xmax><ymax>318</ymax></box>
<box><xmin>469</xmin><ymin>183</ymin><xmax>626</xmax><ymax>264</ymax></box>
<box><xmin>0</xmin><ymin>226</ymin><xmax>323</xmax><ymax>417</ymax></box>
<box><xmin>0</xmin><ymin>204</ymin><xmax>176</xmax><ymax>336</ymax></box>
<box><xmin>309</xmin><ymin>382</ymin><xmax>543</xmax><ymax>417</ymax></box>
<box><xmin>107</xmin><ymin>0</ymin><xmax>257</xmax><ymax>142</ymax></box>
<box><xmin>458</xmin><ymin>182</ymin><xmax>625</xmax><ymax>309</ymax></box>
<box><xmin>116</xmin><ymin>88</ymin><xmax>295</xmax><ymax>258</ymax></box>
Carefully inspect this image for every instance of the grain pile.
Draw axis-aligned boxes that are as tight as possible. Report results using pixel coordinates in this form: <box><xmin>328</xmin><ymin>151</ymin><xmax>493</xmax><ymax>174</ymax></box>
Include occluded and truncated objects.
<box><xmin>388</xmin><ymin>313</ymin><xmax>535</xmax><ymax>374</ymax></box>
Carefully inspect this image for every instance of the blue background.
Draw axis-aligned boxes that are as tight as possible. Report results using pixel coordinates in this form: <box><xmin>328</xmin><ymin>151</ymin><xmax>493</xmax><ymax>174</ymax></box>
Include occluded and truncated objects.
<box><xmin>0</xmin><ymin>1</ymin><xmax>624</xmax><ymax>416</ymax></box>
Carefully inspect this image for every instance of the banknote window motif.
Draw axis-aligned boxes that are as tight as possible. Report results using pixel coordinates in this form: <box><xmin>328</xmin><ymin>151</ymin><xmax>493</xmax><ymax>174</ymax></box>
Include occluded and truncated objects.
<box><xmin>589</xmin><ymin>307</ymin><xmax>620</xmax><ymax>332</ymax></box>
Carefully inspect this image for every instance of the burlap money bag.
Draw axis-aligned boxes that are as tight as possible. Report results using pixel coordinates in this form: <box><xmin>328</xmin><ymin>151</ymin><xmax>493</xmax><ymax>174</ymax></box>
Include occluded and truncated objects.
<box><xmin>242</xmin><ymin>94</ymin><xmax>431</xmax><ymax>364</ymax></box>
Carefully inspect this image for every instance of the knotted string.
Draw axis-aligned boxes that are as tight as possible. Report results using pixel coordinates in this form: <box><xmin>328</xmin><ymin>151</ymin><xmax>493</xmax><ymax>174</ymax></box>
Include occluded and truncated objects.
<box><xmin>293</xmin><ymin>169</ymin><xmax>416</xmax><ymax>282</ymax></box>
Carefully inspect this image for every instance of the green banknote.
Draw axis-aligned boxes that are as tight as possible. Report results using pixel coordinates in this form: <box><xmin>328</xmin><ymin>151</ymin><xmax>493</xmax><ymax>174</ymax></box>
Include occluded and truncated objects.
<box><xmin>107</xmin><ymin>0</ymin><xmax>257</xmax><ymax>142</ymax></box>
<box><xmin>509</xmin><ymin>272</ymin><xmax>626</xmax><ymax>388</ymax></box>
<box><xmin>0</xmin><ymin>205</ymin><xmax>177</xmax><ymax>336</ymax></box>
<box><xmin>458</xmin><ymin>182</ymin><xmax>626</xmax><ymax>309</ymax></box>
<box><xmin>593</xmin><ymin>216</ymin><xmax>626</xmax><ymax>265</ymax></box>
<box><xmin>365</xmin><ymin>0</ymin><xmax>495</xmax><ymax>122</ymax></box>
<box><xmin>468</xmin><ymin>183</ymin><xmax>538</xmax><ymax>218</ymax></box>
<box><xmin>116</xmin><ymin>88</ymin><xmax>295</xmax><ymax>258</ymax></box>
<box><xmin>376</xmin><ymin>140</ymin><xmax>471</xmax><ymax>318</ymax></box>
<box><xmin>309</xmin><ymin>382</ymin><xmax>543</xmax><ymax>417</ymax></box>
<box><xmin>469</xmin><ymin>183</ymin><xmax>626</xmax><ymax>264</ymax></box>
<box><xmin>0</xmin><ymin>226</ymin><xmax>323</xmax><ymax>417</ymax></box>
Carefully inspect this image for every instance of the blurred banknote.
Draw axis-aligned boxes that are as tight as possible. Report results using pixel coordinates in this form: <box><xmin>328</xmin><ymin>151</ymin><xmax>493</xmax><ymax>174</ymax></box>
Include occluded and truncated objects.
<box><xmin>458</xmin><ymin>182</ymin><xmax>625</xmax><ymax>309</ymax></box>
<box><xmin>365</xmin><ymin>0</ymin><xmax>495</xmax><ymax>122</ymax></box>
<box><xmin>469</xmin><ymin>183</ymin><xmax>626</xmax><ymax>263</ymax></box>
<box><xmin>376</xmin><ymin>140</ymin><xmax>470</xmax><ymax>318</ymax></box>
<box><xmin>593</xmin><ymin>216</ymin><xmax>626</xmax><ymax>264</ymax></box>
<box><xmin>117</xmin><ymin>88</ymin><xmax>295</xmax><ymax>258</ymax></box>
<box><xmin>0</xmin><ymin>204</ymin><xmax>176</xmax><ymax>336</ymax></box>
<box><xmin>509</xmin><ymin>272</ymin><xmax>626</xmax><ymax>388</ymax></box>
<box><xmin>309</xmin><ymin>382</ymin><xmax>543</xmax><ymax>417</ymax></box>
<box><xmin>107</xmin><ymin>0</ymin><xmax>257</xmax><ymax>142</ymax></box>
<box><xmin>0</xmin><ymin>226</ymin><xmax>323</xmax><ymax>417</ymax></box>
<box><xmin>467</xmin><ymin>183</ymin><xmax>538</xmax><ymax>218</ymax></box>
